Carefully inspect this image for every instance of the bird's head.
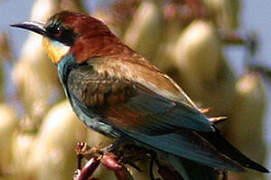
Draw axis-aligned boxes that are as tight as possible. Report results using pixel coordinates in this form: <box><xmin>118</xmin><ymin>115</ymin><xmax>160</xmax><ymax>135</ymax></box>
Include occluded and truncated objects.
<box><xmin>11</xmin><ymin>11</ymin><xmax>131</xmax><ymax>64</ymax></box>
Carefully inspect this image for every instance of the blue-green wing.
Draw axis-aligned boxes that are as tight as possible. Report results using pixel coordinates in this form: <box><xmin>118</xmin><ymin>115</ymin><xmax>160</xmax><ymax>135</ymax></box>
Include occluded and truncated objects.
<box><xmin>65</xmin><ymin>63</ymin><xmax>246</xmax><ymax>172</ymax></box>
<box><xmin>67</xmin><ymin>63</ymin><xmax>214</xmax><ymax>134</ymax></box>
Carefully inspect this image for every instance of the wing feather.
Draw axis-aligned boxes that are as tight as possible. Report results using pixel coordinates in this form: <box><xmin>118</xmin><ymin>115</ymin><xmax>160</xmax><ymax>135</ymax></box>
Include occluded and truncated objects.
<box><xmin>67</xmin><ymin>62</ymin><xmax>214</xmax><ymax>134</ymax></box>
<box><xmin>64</xmin><ymin>57</ymin><xmax>268</xmax><ymax>173</ymax></box>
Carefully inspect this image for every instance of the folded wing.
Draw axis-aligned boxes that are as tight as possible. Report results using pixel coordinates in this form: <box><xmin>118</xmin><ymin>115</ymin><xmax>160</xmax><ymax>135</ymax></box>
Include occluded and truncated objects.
<box><xmin>66</xmin><ymin>58</ymin><xmax>268</xmax><ymax>172</ymax></box>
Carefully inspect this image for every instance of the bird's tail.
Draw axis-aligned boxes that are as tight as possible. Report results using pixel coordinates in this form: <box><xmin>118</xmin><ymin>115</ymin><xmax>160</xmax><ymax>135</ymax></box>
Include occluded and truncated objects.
<box><xmin>167</xmin><ymin>155</ymin><xmax>219</xmax><ymax>180</ymax></box>
<box><xmin>199</xmin><ymin>129</ymin><xmax>269</xmax><ymax>173</ymax></box>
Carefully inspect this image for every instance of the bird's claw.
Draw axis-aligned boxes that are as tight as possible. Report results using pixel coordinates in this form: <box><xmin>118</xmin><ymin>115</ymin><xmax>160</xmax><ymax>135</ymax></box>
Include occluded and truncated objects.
<box><xmin>75</xmin><ymin>141</ymin><xmax>134</xmax><ymax>180</ymax></box>
<box><xmin>74</xmin><ymin>141</ymin><xmax>184</xmax><ymax>180</ymax></box>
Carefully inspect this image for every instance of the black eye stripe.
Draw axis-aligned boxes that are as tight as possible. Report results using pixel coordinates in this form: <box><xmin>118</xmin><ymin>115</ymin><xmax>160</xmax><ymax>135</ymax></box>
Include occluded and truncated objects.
<box><xmin>45</xmin><ymin>20</ymin><xmax>78</xmax><ymax>46</ymax></box>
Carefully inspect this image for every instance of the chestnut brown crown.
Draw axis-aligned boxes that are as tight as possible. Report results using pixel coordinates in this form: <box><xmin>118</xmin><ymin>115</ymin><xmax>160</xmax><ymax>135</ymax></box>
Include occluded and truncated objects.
<box><xmin>45</xmin><ymin>11</ymin><xmax>136</xmax><ymax>63</ymax></box>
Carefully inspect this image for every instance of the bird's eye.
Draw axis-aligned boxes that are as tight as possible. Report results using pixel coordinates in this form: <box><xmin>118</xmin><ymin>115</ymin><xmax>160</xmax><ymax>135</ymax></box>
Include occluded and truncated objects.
<box><xmin>54</xmin><ymin>26</ymin><xmax>63</xmax><ymax>37</ymax></box>
<box><xmin>45</xmin><ymin>22</ymin><xmax>77</xmax><ymax>46</ymax></box>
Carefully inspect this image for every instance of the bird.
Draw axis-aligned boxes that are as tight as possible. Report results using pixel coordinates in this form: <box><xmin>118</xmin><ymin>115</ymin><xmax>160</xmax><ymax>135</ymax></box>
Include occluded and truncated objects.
<box><xmin>11</xmin><ymin>11</ymin><xmax>269</xmax><ymax>179</ymax></box>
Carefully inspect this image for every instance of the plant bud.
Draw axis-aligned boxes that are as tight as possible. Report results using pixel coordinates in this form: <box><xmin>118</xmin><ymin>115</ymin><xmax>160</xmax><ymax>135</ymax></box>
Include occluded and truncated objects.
<box><xmin>26</xmin><ymin>101</ymin><xmax>87</xmax><ymax>180</ymax></box>
<box><xmin>174</xmin><ymin>20</ymin><xmax>221</xmax><ymax>84</ymax></box>
<box><xmin>0</xmin><ymin>104</ymin><xmax>18</xmax><ymax>171</ymax></box>
<box><xmin>124</xmin><ymin>1</ymin><xmax>164</xmax><ymax>62</ymax></box>
<box><xmin>11</xmin><ymin>132</ymin><xmax>36</xmax><ymax>179</ymax></box>
<box><xmin>228</xmin><ymin>72</ymin><xmax>267</xmax><ymax>180</ymax></box>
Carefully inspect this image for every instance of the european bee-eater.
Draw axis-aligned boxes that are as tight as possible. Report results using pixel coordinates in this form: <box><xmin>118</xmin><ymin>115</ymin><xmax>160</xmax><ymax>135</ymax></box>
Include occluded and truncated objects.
<box><xmin>11</xmin><ymin>11</ymin><xmax>268</xmax><ymax>179</ymax></box>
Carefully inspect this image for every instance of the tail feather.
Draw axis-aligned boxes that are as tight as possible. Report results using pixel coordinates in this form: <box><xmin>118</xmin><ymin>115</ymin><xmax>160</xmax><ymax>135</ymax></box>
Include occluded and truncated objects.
<box><xmin>199</xmin><ymin>129</ymin><xmax>269</xmax><ymax>173</ymax></box>
<box><xmin>181</xmin><ymin>158</ymin><xmax>219</xmax><ymax>180</ymax></box>
<box><xmin>168</xmin><ymin>155</ymin><xmax>219</xmax><ymax>180</ymax></box>
<box><xmin>121</xmin><ymin>127</ymin><xmax>269</xmax><ymax>174</ymax></box>
<box><xmin>122</xmin><ymin>129</ymin><xmax>245</xmax><ymax>171</ymax></box>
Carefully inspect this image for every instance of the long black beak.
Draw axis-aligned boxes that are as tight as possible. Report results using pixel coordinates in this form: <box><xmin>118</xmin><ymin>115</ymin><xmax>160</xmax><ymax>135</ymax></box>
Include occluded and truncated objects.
<box><xmin>10</xmin><ymin>21</ymin><xmax>46</xmax><ymax>36</ymax></box>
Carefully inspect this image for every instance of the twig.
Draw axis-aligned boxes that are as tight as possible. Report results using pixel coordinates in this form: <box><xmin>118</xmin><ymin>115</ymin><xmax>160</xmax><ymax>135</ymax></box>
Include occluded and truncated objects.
<box><xmin>76</xmin><ymin>157</ymin><xmax>100</xmax><ymax>180</ymax></box>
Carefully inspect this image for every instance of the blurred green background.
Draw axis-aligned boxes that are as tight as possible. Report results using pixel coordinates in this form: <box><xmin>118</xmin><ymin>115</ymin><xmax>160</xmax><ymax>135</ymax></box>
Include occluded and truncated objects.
<box><xmin>0</xmin><ymin>0</ymin><xmax>271</xmax><ymax>179</ymax></box>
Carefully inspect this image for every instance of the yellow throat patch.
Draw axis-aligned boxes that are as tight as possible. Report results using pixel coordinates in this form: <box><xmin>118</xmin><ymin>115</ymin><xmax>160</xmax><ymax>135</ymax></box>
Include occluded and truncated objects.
<box><xmin>42</xmin><ymin>37</ymin><xmax>70</xmax><ymax>64</ymax></box>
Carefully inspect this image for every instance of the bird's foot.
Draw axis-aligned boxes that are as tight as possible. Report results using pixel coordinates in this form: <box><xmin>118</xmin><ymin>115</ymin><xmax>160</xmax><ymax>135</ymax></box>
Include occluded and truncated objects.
<box><xmin>74</xmin><ymin>141</ymin><xmax>183</xmax><ymax>180</ymax></box>
<box><xmin>74</xmin><ymin>141</ymin><xmax>134</xmax><ymax>180</ymax></box>
<box><xmin>76</xmin><ymin>141</ymin><xmax>103</xmax><ymax>169</ymax></box>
